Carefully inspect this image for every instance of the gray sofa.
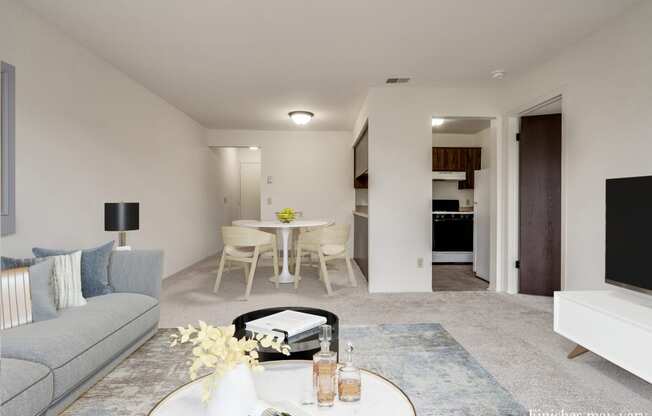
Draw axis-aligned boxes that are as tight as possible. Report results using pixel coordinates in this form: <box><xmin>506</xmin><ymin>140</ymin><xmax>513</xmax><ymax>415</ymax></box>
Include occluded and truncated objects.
<box><xmin>0</xmin><ymin>250</ymin><xmax>163</xmax><ymax>416</ymax></box>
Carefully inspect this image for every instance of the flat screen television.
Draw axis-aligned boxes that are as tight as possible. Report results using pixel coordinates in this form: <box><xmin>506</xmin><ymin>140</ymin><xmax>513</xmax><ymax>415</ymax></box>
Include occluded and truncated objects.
<box><xmin>605</xmin><ymin>175</ymin><xmax>652</xmax><ymax>294</ymax></box>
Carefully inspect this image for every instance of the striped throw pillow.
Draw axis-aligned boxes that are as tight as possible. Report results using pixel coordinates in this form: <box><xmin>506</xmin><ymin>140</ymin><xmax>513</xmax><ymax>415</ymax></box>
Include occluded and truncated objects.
<box><xmin>51</xmin><ymin>251</ymin><xmax>86</xmax><ymax>309</ymax></box>
<box><xmin>0</xmin><ymin>267</ymin><xmax>33</xmax><ymax>329</ymax></box>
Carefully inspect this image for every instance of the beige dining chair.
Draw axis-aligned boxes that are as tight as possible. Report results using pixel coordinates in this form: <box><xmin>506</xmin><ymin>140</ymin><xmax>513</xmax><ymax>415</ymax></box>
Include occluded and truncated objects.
<box><xmin>214</xmin><ymin>226</ymin><xmax>279</xmax><ymax>299</ymax></box>
<box><xmin>293</xmin><ymin>224</ymin><xmax>357</xmax><ymax>295</ymax></box>
<box><xmin>290</xmin><ymin>226</ymin><xmax>323</xmax><ymax>272</ymax></box>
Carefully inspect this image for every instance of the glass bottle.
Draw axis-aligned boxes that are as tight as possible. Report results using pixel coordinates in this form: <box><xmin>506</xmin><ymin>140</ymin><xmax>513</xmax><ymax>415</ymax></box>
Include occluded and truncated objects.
<box><xmin>338</xmin><ymin>341</ymin><xmax>361</xmax><ymax>402</ymax></box>
<box><xmin>313</xmin><ymin>324</ymin><xmax>337</xmax><ymax>407</ymax></box>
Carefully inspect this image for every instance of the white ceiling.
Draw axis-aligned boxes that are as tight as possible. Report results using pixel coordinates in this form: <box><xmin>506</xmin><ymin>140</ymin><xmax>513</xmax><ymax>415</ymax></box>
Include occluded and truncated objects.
<box><xmin>433</xmin><ymin>118</ymin><xmax>491</xmax><ymax>135</ymax></box>
<box><xmin>23</xmin><ymin>0</ymin><xmax>636</xmax><ymax>130</ymax></box>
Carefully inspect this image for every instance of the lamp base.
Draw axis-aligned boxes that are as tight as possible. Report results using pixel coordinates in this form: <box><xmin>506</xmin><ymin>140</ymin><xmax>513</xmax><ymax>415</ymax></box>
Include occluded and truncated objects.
<box><xmin>118</xmin><ymin>231</ymin><xmax>127</xmax><ymax>247</ymax></box>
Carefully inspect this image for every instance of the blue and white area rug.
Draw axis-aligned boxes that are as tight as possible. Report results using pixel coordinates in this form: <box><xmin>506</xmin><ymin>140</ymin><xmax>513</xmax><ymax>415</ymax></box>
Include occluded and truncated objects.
<box><xmin>64</xmin><ymin>324</ymin><xmax>526</xmax><ymax>415</ymax></box>
<box><xmin>341</xmin><ymin>323</ymin><xmax>526</xmax><ymax>415</ymax></box>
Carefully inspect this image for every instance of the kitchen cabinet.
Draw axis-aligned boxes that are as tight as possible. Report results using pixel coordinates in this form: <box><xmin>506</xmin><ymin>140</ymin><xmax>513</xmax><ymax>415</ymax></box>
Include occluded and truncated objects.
<box><xmin>432</xmin><ymin>147</ymin><xmax>481</xmax><ymax>189</ymax></box>
<box><xmin>459</xmin><ymin>147</ymin><xmax>482</xmax><ymax>189</ymax></box>
<box><xmin>354</xmin><ymin>126</ymin><xmax>368</xmax><ymax>189</ymax></box>
<box><xmin>354</xmin><ymin>129</ymin><xmax>368</xmax><ymax>177</ymax></box>
<box><xmin>354</xmin><ymin>213</ymin><xmax>368</xmax><ymax>280</ymax></box>
<box><xmin>432</xmin><ymin>147</ymin><xmax>465</xmax><ymax>171</ymax></box>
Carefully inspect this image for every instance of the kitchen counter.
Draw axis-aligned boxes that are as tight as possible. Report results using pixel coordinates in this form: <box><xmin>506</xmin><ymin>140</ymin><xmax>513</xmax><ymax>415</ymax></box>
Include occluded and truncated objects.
<box><xmin>353</xmin><ymin>205</ymin><xmax>369</xmax><ymax>218</ymax></box>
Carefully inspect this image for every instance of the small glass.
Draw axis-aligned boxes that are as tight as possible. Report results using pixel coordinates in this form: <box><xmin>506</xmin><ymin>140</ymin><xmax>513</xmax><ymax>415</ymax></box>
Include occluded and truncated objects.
<box><xmin>338</xmin><ymin>341</ymin><xmax>361</xmax><ymax>402</ymax></box>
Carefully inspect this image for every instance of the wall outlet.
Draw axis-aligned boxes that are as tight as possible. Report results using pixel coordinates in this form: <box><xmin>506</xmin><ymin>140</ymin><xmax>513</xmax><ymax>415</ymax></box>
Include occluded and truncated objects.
<box><xmin>417</xmin><ymin>257</ymin><xmax>424</xmax><ymax>268</ymax></box>
<box><xmin>267</xmin><ymin>197</ymin><xmax>272</xmax><ymax>205</ymax></box>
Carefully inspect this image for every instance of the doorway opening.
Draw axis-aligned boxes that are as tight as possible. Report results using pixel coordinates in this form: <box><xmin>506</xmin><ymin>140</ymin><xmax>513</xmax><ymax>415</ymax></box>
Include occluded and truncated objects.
<box><xmin>431</xmin><ymin>116</ymin><xmax>495</xmax><ymax>291</ymax></box>
<box><xmin>210</xmin><ymin>146</ymin><xmax>262</xmax><ymax>224</ymax></box>
<box><xmin>513</xmin><ymin>96</ymin><xmax>563</xmax><ymax>296</ymax></box>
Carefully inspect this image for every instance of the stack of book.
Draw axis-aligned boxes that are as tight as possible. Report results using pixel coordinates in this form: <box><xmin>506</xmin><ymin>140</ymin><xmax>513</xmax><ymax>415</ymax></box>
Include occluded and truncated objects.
<box><xmin>245</xmin><ymin>310</ymin><xmax>327</xmax><ymax>343</ymax></box>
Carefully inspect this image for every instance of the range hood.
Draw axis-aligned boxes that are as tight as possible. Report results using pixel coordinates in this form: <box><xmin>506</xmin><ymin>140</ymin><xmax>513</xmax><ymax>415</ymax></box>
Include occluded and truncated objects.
<box><xmin>432</xmin><ymin>171</ymin><xmax>466</xmax><ymax>181</ymax></box>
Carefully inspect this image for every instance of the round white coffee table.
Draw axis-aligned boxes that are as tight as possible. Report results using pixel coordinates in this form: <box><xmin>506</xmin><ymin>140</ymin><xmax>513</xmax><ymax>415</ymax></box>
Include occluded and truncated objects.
<box><xmin>232</xmin><ymin>219</ymin><xmax>331</xmax><ymax>284</ymax></box>
<box><xmin>149</xmin><ymin>360</ymin><xmax>415</xmax><ymax>415</ymax></box>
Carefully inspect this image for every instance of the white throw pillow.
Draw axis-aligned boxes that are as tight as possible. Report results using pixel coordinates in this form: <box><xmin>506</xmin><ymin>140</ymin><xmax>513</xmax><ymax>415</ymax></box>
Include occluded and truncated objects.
<box><xmin>51</xmin><ymin>251</ymin><xmax>86</xmax><ymax>309</ymax></box>
<box><xmin>0</xmin><ymin>268</ymin><xmax>33</xmax><ymax>329</ymax></box>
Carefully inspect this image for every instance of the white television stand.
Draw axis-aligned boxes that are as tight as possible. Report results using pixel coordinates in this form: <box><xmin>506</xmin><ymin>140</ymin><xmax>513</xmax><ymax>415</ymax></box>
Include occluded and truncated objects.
<box><xmin>554</xmin><ymin>290</ymin><xmax>652</xmax><ymax>383</ymax></box>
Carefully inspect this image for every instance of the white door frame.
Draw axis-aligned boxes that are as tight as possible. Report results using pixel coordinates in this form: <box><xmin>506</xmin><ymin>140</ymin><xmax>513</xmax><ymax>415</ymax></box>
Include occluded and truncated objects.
<box><xmin>503</xmin><ymin>92</ymin><xmax>565</xmax><ymax>294</ymax></box>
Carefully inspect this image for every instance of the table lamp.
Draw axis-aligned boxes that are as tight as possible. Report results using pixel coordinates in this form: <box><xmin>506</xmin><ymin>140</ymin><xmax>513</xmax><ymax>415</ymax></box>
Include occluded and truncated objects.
<box><xmin>104</xmin><ymin>202</ymin><xmax>139</xmax><ymax>250</ymax></box>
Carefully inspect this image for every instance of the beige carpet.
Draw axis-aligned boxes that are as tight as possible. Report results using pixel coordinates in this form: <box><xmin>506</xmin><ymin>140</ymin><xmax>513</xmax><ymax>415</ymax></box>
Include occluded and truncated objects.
<box><xmin>160</xmin><ymin>255</ymin><xmax>652</xmax><ymax>414</ymax></box>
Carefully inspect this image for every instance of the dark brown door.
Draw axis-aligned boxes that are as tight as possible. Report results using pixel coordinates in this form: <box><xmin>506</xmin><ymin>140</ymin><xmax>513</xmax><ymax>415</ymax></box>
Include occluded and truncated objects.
<box><xmin>519</xmin><ymin>114</ymin><xmax>561</xmax><ymax>296</ymax></box>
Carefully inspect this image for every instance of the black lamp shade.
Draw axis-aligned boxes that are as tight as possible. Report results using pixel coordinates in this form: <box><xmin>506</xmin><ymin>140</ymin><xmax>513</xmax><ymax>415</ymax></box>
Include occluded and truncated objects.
<box><xmin>105</xmin><ymin>202</ymin><xmax>139</xmax><ymax>231</ymax></box>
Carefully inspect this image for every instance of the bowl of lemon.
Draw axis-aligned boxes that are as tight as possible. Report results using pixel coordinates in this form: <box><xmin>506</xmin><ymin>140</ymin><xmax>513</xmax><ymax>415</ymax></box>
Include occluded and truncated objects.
<box><xmin>276</xmin><ymin>208</ymin><xmax>297</xmax><ymax>223</ymax></box>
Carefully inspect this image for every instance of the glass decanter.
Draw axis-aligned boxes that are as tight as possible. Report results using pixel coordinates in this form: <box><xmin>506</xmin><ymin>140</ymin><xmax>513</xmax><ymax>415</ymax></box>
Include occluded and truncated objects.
<box><xmin>338</xmin><ymin>341</ymin><xmax>361</xmax><ymax>402</ymax></box>
<box><xmin>312</xmin><ymin>325</ymin><xmax>337</xmax><ymax>407</ymax></box>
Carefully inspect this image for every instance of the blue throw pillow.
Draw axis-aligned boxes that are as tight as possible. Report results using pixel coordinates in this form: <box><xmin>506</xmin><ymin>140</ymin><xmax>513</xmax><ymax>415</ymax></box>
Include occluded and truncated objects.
<box><xmin>29</xmin><ymin>259</ymin><xmax>58</xmax><ymax>321</ymax></box>
<box><xmin>1</xmin><ymin>256</ymin><xmax>58</xmax><ymax>321</ymax></box>
<box><xmin>33</xmin><ymin>241</ymin><xmax>115</xmax><ymax>298</ymax></box>
<box><xmin>1</xmin><ymin>256</ymin><xmax>41</xmax><ymax>270</ymax></box>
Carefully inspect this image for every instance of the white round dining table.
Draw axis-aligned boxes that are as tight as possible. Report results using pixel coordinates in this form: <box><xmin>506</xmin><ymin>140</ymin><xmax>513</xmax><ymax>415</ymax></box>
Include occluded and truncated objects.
<box><xmin>232</xmin><ymin>219</ymin><xmax>332</xmax><ymax>284</ymax></box>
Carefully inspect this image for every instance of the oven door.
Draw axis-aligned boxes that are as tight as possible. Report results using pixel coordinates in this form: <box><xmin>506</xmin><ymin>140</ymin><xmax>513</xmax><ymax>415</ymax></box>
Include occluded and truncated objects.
<box><xmin>433</xmin><ymin>216</ymin><xmax>473</xmax><ymax>252</ymax></box>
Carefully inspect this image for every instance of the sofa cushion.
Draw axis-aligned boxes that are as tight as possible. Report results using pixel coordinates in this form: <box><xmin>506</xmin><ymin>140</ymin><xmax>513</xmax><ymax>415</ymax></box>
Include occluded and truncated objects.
<box><xmin>0</xmin><ymin>293</ymin><xmax>159</xmax><ymax>401</ymax></box>
<box><xmin>0</xmin><ymin>358</ymin><xmax>53</xmax><ymax>416</ymax></box>
<box><xmin>33</xmin><ymin>241</ymin><xmax>114</xmax><ymax>298</ymax></box>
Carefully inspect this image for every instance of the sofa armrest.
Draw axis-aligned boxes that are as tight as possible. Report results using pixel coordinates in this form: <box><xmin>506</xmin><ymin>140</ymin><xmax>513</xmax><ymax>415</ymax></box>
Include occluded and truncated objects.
<box><xmin>108</xmin><ymin>250</ymin><xmax>163</xmax><ymax>300</ymax></box>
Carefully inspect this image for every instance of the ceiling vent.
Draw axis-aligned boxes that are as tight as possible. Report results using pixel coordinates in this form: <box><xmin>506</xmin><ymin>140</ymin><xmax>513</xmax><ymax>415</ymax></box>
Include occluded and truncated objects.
<box><xmin>386</xmin><ymin>77</ymin><xmax>410</xmax><ymax>84</ymax></box>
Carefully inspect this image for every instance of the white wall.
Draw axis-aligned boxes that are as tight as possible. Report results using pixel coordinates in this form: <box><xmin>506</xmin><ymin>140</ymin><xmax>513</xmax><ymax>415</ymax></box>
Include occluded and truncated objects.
<box><xmin>500</xmin><ymin>0</ymin><xmax>652</xmax><ymax>291</ymax></box>
<box><xmin>0</xmin><ymin>0</ymin><xmax>222</xmax><ymax>277</ymax></box>
<box><xmin>360</xmin><ymin>87</ymin><xmax>502</xmax><ymax>293</ymax></box>
<box><xmin>355</xmin><ymin>189</ymin><xmax>368</xmax><ymax>206</ymax></box>
<box><xmin>237</xmin><ymin>147</ymin><xmax>262</xmax><ymax>164</ymax></box>
<box><xmin>206</xmin><ymin>130</ymin><xmax>354</xmax><ymax>232</ymax></box>
<box><xmin>432</xmin><ymin>182</ymin><xmax>474</xmax><ymax>208</ymax></box>
<box><xmin>432</xmin><ymin>133</ymin><xmax>481</xmax><ymax>147</ymax></box>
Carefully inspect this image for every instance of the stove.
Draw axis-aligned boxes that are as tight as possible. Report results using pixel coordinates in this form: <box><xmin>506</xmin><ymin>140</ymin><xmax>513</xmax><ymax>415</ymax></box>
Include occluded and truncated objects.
<box><xmin>432</xmin><ymin>200</ymin><xmax>474</xmax><ymax>263</ymax></box>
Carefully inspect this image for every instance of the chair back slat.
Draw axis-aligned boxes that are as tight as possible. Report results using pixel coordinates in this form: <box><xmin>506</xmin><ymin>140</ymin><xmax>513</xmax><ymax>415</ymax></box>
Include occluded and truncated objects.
<box><xmin>298</xmin><ymin>224</ymin><xmax>349</xmax><ymax>246</ymax></box>
<box><xmin>320</xmin><ymin>224</ymin><xmax>350</xmax><ymax>245</ymax></box>
<box><xmin>222</xmin><ymin>226</ymin><xmax>272</xmax><ymax>247</ymax></box>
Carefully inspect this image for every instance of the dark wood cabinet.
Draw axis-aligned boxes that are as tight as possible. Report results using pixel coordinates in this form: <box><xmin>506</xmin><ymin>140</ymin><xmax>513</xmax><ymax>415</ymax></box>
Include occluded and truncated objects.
<box><xmin>354</xmin><ymin>214</ymin><xmax>368</xmax><ymax>280</ymax></box>
<box><xmin>354</xmin><ymin>126</ymin><xmax>368</xmax><ymax>189</ymax></box>
<box><xmin>459</xmin><ymin>147</ymin><xmax>482</xmax><ymax>189</ymax></box>
<box><xmin>432</xmin><ymin>147</ymin><xmax>466</xmax><ymax>171</ymax></box>
<box><xmin>354</xmin><ymin>129</ymin><xmax>368</xmax><ymax>178</ymax></box>
<box><xmin>432</xmin><ymin>147</ymin><xmax>482</xmax><ymax>189</ymax></box>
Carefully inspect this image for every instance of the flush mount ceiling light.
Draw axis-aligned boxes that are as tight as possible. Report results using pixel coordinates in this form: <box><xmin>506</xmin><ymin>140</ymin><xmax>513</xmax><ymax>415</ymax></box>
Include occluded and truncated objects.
<box><xmin>248</xmin><ymin>146</ymin><xmax>259</xmax><ymax>150</ymax></box>
<box><xmin>289</xmin><ymin>111</ymin><xmax>314</xmax><ymax>125</ymax></box>
<box><xmin>432</xmin><ymin>118</ymin><xmax>446</xmax><ymax>127</ymax></box>
<box><xmin>491</xmin><ymin>69</ymin><xmax>506</xmax><ymax>80</ymax></box>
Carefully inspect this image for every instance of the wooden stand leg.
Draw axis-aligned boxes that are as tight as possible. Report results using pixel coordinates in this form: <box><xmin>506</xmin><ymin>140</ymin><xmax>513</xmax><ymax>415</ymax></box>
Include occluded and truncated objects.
<box><xmin>567</xmin><ymin>344</ymin><xmax>589</xmax><ymax>359</ymax></box>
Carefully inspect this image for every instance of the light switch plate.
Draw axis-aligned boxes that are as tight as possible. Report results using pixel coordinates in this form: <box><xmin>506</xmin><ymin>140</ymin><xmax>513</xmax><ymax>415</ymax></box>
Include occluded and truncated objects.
<box><xmin>417</xmin><ymin>257</ymin><xmax>424</xmax><ymax>268</ymax></box>
<box><xmin>267</xmin><ymin>197</ymin><xmax>272</xmax><ymax>205</ymax></box>
<box><xmin>267</xmin><ymin>176</ymin><xmax>273</xmax><ymax>184</ymax></box>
